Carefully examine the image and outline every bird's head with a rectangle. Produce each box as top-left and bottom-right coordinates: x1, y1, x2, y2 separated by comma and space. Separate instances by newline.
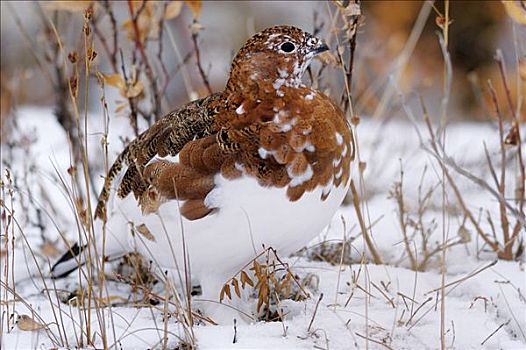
226, 25, 329, 93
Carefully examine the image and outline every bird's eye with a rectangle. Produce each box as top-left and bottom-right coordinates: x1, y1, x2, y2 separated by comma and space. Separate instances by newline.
280, 42, 296, 53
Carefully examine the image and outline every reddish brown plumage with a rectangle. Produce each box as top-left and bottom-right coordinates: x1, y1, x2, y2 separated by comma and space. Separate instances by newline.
96, 25, 354, 221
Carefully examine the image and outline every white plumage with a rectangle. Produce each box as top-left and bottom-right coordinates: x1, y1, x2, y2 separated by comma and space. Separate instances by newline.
61, 173, 349, 300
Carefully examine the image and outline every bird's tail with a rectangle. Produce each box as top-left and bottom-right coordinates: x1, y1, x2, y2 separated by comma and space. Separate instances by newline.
50, 243, 87, 278
50, 242, 126, 278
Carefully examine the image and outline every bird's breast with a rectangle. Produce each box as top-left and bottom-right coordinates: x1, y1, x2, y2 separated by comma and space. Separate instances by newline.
221, 84, 354, 203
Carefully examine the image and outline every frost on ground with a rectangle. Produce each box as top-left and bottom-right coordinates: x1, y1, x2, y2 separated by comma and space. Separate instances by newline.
1, 107, 524, 349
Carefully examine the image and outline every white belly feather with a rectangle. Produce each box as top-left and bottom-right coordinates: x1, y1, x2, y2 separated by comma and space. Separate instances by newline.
102, 174, 349, 283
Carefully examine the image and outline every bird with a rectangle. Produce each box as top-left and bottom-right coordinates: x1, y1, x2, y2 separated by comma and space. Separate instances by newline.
51, 25, 355, 301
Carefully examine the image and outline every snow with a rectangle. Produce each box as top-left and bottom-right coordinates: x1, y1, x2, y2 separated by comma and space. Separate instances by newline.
1, 107, 524, 349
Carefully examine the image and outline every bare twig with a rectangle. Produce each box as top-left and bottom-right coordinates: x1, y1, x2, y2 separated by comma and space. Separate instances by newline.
480, 320, 510, 346
425, 260, 498, 295
307, 293, 324, 333
191, 21, 213, 95
350, 180, 383, 265
355, 332, 394, 350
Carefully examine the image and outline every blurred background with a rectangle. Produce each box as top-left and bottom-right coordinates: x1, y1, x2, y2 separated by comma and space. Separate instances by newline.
1, 0, 524, 136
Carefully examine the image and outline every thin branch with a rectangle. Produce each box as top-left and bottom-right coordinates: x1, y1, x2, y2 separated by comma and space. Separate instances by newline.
191, 21, 213, 95
350, 180, 384, 265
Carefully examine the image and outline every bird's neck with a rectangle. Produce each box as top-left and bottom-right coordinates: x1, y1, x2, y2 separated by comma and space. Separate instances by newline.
225, 54, 303, 96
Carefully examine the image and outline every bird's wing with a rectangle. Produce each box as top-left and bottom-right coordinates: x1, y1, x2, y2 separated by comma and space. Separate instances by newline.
139, 134, 225, 220
94, 92, 223, 220
136, 123, 264, 221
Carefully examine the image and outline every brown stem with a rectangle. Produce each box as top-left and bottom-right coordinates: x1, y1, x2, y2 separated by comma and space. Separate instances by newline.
487, 81, 511, 258
157, 2, 170, 98
91, 3, 118, 73
119, 49, 139, 136
344, 2, 360, 111
191, 21, 213, 95
422, 116, 503, 256
103, 0, 119, 71
127, 0, 161, 122
496, 52, 525, 257
350, 180, 384, 265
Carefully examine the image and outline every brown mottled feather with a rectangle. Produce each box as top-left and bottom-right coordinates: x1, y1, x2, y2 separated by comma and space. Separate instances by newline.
95, 25, 354, 222
94, 93, 222, 220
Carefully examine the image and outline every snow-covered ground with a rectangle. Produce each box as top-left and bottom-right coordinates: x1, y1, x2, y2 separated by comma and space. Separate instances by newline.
1, 107, 524, 349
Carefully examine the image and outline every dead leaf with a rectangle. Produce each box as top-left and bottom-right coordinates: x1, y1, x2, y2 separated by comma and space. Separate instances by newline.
126, 80, 144, 99
184, 0, 202, 18
502, 1, 526, 26
316, 51, 338, 66
122, 1, 159, 42
220, 286, 225, 301
232, 278, 241, 298
101, 73, 125, 90
17, 315, 47, 331
165, 1, 184, 19
136, 223, 156, 242
101, 72, 144, 99
240, 270, 254, 288
259, 282, 269, 303
224, 284, 232, 300
280, 272, 292, 290
43, 1, 93, 12
220, 284, 232, 302
257, 282, 268, 312
252, 261, 262, 277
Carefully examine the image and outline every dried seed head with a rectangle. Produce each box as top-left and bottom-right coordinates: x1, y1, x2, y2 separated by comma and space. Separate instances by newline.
68, 51, 78, 64
84, 6, 93, 21
67, 165, 77, 176
87, 47, 97, 62
69, 76, 78, 98
504, 124, 519, 146
435, 16, 453, 29
358, 161, 366, 173
436, 16, 446, 29
83, 23, 91, 36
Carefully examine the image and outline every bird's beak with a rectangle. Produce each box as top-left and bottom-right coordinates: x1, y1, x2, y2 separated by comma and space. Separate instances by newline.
312, 42, 330, 55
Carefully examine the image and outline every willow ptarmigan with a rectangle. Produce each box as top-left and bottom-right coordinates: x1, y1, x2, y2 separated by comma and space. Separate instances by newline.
51, 25, 355, 299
